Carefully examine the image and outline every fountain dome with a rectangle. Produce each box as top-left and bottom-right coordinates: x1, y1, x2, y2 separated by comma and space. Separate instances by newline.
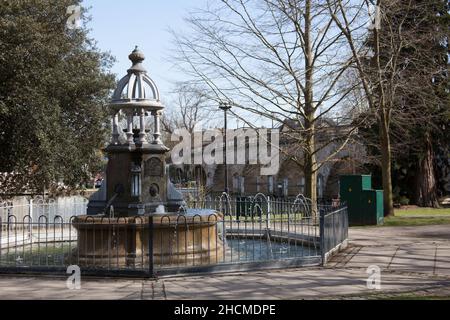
110, 46, 164, 111
108, 46, 166, 148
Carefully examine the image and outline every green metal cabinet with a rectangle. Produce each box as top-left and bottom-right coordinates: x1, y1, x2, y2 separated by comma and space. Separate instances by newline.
340, 175, 372, 195
375, 190, 384, 224
361, 190, 384, 225
340, 175, 384, 226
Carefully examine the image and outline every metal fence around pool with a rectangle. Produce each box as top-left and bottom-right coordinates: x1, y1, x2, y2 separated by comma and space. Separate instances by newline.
320, 206, 349, 265
0, 195, 348, 277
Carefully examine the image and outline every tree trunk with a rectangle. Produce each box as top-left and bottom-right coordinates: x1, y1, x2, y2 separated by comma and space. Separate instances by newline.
379, 113, 394, 217
303, 0, 318, 213
415, 134, 440, 208
304, 143, 318, 209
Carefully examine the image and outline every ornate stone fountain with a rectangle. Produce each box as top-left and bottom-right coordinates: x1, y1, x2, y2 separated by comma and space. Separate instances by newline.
73, 47, 224, 267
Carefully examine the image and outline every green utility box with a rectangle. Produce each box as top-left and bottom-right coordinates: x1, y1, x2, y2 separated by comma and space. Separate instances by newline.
340, 175, 384, 226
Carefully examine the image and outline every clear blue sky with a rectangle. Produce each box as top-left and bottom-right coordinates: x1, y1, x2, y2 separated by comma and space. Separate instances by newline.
82, 0, 205, 100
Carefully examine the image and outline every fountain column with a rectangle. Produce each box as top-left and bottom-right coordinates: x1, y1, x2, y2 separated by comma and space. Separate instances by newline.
139, 108, 146, 144
112, 112, 120, 145
153, 110, 162, 144
126, 111, 134, 145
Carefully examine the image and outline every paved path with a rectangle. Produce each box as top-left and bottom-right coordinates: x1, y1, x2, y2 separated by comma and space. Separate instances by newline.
0, 225, 449, 300
328, 225, 450, 277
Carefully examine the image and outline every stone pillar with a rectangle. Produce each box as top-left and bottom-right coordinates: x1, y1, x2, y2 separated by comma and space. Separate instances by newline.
153, 111, 162, 144
139, 108, 146, 144
126, 112, 134, 145
112, 112, 120, 145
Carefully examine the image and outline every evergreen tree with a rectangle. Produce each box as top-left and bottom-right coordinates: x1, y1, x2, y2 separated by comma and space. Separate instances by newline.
360, 0, 449, 207
0, 0, 115, 195
385, 0, 449, 207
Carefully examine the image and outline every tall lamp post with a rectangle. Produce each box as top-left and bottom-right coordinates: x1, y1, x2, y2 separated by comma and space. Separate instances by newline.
219, 102, 232, 194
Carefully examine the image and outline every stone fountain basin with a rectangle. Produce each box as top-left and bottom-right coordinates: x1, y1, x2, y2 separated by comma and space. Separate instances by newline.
71, 210, 224, 267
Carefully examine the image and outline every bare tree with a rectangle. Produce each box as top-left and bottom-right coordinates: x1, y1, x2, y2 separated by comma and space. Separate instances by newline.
172, 0, 365, 207
162, 82, 218, 137
327, 0, 448, 213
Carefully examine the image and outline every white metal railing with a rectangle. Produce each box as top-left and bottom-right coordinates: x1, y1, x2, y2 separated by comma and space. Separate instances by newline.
0, 197, 88, 225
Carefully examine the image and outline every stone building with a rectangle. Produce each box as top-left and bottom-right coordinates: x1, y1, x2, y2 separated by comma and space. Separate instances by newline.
169, 118, 367, 200
170, 116, 365, 199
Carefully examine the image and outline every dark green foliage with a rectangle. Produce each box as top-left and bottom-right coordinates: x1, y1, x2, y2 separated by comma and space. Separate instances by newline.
360, 0, 449, 205
0, 0, 115, 195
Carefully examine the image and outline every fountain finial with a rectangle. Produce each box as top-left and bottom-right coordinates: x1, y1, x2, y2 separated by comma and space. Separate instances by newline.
128, 46, 146, 73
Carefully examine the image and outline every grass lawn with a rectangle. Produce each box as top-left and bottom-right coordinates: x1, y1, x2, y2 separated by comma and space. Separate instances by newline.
394, 207, 450, 217
389, 295, 450, 300
371, 294, 450, 300
382, 207, 450, 226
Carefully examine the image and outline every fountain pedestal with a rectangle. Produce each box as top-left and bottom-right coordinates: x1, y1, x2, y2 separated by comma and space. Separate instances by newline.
78, 48, 225, 269
72, 212, 225, 267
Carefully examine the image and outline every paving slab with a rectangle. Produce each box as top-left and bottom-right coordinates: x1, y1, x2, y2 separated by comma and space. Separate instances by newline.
339, 246, 398, 269
388, 248, 436, 275
435, 246, 450, 276
1, 225, 450, 299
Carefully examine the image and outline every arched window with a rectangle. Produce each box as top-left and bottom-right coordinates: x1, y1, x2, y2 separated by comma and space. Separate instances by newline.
131, 163, 141, 197
299, 177, 305, 194
232, 173, 239, 192
268, 176, 274, 194
317, 174, 324, 199
283, 178, 289, 197
240, 176, 245, 195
